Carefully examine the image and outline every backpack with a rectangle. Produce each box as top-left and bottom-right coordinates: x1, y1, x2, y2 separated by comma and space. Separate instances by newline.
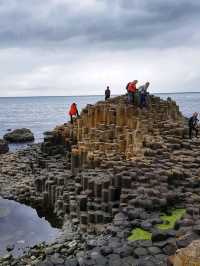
126, 82, 130, 92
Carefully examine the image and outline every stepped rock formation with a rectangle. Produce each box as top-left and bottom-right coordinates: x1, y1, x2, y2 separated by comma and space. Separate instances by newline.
38, 94, 198, 230
1, 94, 200, 265
44, 95, 186, 166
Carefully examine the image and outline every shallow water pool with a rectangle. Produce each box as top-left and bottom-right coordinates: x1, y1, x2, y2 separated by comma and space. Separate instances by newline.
0, 197, 61, 257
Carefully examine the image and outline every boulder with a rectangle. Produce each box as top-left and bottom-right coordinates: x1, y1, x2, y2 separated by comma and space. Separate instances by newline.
0, 139, 9, 154
3, 128, 34, 143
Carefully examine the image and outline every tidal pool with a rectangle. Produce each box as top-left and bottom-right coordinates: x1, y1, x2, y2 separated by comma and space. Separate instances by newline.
0, 197, 61, 257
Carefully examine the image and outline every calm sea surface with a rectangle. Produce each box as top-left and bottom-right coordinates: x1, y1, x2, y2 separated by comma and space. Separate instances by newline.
0, 93, 199, 149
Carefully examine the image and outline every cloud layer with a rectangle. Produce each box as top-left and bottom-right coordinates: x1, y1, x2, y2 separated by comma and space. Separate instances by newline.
0, 0, 199, 96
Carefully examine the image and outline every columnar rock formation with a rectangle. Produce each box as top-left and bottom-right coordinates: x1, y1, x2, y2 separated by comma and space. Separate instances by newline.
49, 95, 185, 167
36, 94, 199, 230
1, 94, 200, 265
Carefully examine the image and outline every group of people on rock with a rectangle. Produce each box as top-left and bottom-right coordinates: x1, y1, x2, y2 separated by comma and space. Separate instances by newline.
104, 81, 150, 108
126, 80, 150, 107
68, 84, 199, 140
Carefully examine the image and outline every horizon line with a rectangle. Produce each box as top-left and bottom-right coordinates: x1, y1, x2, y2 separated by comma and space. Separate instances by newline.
0, 91, 200, 98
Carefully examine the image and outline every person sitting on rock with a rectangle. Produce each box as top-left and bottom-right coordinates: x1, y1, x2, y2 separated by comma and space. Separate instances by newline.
126, 80, 138, 104
105, 86, 111, 100
69, 103, 79, 124
189, 112, 199, 139
138, 82, 150, 108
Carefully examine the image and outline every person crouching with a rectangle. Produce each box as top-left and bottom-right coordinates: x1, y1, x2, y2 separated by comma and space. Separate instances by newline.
139, 82, 150, 108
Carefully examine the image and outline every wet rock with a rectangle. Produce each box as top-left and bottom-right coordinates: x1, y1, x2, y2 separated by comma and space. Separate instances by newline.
36, 260, 54, 266
87, 240, 98, 249
176, 233, 194, 248
128, 208, 144, 220
107, 254, 121, 266
4, 128, 34, 143
140, 221, 152, 231
114, 245, 133, 258
0, 139, 9, 154
134, 247, 148, 257
100, 246, 113, 256
45, 247, 54, 255
6, 244, 15, 252
138, 240, 152, 248
147, 246, 161, 255
162, 242, 177, 255
121, 256, 137, 266
64, 258, 79, 266
193, 224, 200, 235
137, 258, 156, 266
50, 253, 65, 264
152, 230, 169, 242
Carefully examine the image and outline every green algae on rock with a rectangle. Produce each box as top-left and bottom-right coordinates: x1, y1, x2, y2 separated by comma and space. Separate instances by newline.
157, 209, 186, 230
128, 228, 152, 241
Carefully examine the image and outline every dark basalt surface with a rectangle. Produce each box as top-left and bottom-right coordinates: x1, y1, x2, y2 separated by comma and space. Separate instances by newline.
3, 128, 34, 143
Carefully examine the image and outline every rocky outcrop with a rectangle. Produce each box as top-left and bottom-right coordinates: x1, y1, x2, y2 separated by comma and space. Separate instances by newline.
0, 139, 9, 154
47, 95, 186, 169
3, 128, 34, 143
0, 94, 200, 265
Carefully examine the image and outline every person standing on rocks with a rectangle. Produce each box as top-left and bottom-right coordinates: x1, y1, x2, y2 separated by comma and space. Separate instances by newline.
69, 103, 79, 124
127, 80, 138, 104
189, 112, 199, 139
105, 86, 111, 100
138, 82, 150, 108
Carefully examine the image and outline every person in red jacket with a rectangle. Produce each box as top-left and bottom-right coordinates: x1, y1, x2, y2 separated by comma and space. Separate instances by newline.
69, 103, 79, 124
126, 80, 138, 104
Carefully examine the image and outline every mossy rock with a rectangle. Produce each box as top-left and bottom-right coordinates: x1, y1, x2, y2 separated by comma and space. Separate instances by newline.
4, 128, 34, 143
128, 228, 152, 241
157, 209, 186, 230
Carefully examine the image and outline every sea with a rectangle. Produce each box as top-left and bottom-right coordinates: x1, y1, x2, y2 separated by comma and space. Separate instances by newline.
0, 93, 199, 150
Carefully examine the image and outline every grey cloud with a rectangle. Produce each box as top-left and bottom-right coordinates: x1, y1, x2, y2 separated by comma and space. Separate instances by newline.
0, 0, 199, 49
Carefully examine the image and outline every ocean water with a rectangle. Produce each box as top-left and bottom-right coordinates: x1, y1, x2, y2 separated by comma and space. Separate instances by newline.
0, 93, 199, 149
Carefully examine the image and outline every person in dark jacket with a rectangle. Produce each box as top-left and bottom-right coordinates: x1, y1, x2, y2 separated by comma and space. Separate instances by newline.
189, 112, 199, 139
138, 82, 150, 108
105, 86, 111, 100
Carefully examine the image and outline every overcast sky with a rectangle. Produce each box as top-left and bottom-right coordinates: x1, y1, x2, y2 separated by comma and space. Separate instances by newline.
0, 0, 199, 96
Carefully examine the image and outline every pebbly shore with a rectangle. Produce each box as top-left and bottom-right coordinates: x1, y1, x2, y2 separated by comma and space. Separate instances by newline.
0, 94, 200, 265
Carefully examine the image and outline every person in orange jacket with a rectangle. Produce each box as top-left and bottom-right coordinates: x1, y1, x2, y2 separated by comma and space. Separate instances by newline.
126, 80, 138, 104
69, 103, 79, 124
